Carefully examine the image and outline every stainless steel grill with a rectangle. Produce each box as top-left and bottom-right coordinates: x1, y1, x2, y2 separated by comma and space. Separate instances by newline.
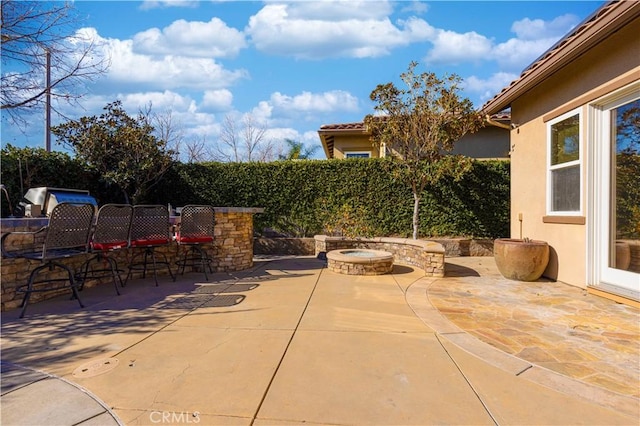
18, 187, 98, 217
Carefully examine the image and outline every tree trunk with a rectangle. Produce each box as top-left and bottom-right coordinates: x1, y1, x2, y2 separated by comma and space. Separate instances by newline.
412, 191, 420, 240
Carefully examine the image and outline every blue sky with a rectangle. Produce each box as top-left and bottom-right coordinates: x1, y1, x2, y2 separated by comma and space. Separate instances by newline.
1, 0, 604, 160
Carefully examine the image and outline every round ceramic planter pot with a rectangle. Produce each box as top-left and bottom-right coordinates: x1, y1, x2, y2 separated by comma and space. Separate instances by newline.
494, 238, 550, 281
615, 241, 631, 270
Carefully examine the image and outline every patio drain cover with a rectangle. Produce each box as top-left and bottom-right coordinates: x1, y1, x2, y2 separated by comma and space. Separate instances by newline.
73, 358, 119, 378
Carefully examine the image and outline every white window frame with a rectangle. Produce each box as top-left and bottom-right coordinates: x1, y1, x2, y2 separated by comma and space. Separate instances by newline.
345, 151, 371, 159
546, 108, 583, 216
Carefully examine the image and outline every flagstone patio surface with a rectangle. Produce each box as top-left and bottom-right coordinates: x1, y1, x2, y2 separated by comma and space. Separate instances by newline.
1, 256, 638, 425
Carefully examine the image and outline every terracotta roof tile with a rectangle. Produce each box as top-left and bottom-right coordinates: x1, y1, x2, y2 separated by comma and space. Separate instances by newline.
319, 122, 365, 131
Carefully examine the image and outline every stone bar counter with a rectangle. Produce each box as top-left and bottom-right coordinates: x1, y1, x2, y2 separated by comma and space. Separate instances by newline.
0, 207, 263, 312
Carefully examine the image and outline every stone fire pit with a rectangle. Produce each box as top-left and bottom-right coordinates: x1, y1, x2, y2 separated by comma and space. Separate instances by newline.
326, 249, 394, 275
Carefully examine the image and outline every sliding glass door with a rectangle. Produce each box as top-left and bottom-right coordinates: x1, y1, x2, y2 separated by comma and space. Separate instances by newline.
595, 94, 640, 300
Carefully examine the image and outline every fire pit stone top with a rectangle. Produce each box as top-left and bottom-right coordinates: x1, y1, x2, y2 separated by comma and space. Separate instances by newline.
326, 248, 394, 275
327, 249, 394, 264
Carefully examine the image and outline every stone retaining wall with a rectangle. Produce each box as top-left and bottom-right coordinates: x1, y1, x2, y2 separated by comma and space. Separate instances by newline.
254, 237, 316, 255
1, 208, 261, 312
315, 235, 445, 277
256, 236, 493, 257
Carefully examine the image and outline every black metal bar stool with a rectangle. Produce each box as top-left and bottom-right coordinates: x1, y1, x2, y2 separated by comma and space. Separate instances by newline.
76, 204, 133, 295
125, 205, 175, 286
175, 205, 216, 281
1, 202, 96, 318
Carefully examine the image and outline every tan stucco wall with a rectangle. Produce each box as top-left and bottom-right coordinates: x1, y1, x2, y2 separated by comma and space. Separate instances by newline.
333, 134, 381, 159
329, 127, 508, 159
510, 114, 587, 284
452, 126, 509, 158
508, 17, 640, 287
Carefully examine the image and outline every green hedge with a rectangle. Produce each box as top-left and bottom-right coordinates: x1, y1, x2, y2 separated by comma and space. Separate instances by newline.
153, 158, 510, 238
1, 147, 509, 238
0, 145, 133, 217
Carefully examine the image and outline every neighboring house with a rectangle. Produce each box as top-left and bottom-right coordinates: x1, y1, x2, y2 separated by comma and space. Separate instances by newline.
483, 0, 640, 305
317, 113, 510, 160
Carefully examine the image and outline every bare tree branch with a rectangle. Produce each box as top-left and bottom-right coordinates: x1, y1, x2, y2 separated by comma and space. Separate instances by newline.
217, 114, 240, 162
183, 135, 210, 163
1, 0, 109, 130
216, 113, 275, 162
242, 114, 267, 162
139, 103, 185, 161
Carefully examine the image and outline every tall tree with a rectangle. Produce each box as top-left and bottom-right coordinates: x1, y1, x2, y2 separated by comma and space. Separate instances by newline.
278, 139, 319, 160
215, 113, 275, 162
365, 61, 484, 239
181, 135, 211, 164
1, 0, 108, 129
51, 101, 175, 204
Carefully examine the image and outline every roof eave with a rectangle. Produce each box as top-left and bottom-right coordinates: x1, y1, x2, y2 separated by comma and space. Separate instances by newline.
483, 1, 640, 115
317, 132, 333, 159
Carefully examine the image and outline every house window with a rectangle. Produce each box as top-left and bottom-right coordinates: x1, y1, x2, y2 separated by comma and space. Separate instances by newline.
345, 152, 371, 159
548, 110, 581, 214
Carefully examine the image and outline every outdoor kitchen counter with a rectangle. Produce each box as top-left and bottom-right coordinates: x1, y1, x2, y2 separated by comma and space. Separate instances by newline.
0, 207, 264, 312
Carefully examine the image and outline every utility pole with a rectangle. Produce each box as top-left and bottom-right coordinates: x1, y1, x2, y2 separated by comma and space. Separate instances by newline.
45, 49, 51, 152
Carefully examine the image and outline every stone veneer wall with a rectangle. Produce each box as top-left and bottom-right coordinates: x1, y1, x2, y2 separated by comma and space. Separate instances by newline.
0, 208, 262, 311
315, 235, 445, 277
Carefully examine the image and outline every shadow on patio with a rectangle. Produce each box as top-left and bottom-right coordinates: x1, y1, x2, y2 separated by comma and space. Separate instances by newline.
1, 255, 638, 425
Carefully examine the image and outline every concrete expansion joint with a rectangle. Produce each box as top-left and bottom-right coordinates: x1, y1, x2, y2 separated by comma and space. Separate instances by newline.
247, 257, 325, 425
515, 365, 534, 376
438, 331, 467, 336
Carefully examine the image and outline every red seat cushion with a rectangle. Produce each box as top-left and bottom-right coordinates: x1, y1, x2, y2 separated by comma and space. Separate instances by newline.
176, 234, 213, 244
92, 241, 127, 251
131, 238, 170, 247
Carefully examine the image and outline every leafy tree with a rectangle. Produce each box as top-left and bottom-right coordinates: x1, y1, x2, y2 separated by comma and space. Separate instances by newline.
365, 61, 485, 239
51, 101, 176, 204
278, 139, 320, 160
1, 0, 108, 130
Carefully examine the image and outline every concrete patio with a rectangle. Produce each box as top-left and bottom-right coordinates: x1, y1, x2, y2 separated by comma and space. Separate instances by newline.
1, 256, 638, 425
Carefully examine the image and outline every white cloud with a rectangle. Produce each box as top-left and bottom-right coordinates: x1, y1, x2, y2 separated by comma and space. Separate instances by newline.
246, 3, 431, 59
118, 90, 194, 112
202, 89, 233, 111
133, 18, 246, 58
423, 13, 580, 70
400, 1, 429, 15
285, 0, 394, 20
491, 37, 560, 70
511, 14, 579, 40
250, 101, 274, 124
140, 0, 199, 11
464, 72, 519, 105
489, 13, 581, 71
269, 90, 359, 113
91, 33, 247, 91
399, 17, 436, 39
425, 29, 492, 64
263, 127, 300, 146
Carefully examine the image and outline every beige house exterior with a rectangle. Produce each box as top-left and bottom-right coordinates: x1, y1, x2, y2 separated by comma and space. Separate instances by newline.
318, 122, 384, 159
317, 115, 510, 160
483, 0, 640, 305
